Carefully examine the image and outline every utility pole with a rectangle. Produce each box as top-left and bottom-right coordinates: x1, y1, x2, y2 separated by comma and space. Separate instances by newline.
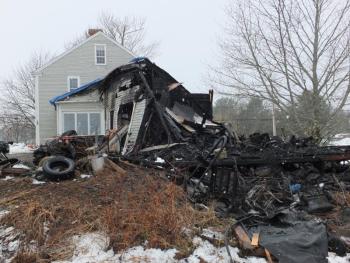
272, 103, 277, 136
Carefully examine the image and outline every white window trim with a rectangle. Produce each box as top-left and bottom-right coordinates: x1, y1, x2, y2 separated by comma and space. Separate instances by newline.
61, 111, 103, 135
95, 44, 107, 65
67, 76, 80, 91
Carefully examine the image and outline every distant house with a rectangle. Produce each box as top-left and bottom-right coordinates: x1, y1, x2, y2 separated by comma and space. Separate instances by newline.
33, 30, 134, 144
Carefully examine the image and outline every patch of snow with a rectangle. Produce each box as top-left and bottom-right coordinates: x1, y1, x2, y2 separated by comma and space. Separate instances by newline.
80, 174, 93, 179
32, 179, 46, 185
53, 232, 116, 263
52, 232, 350, 263
53, 232, 267, 263
7, 240, 19, 252
155, 157, 165, 163
1, 176, 14, 181
201, 228, 225, 241
0, 210, 9, 220
185, 237, 266, 263
328, 252, 350, 263
120, 246, 177, 263
9, 143, 33, 154
333, 133, 350, 139
12, 163, 31, 170
329, 136, 350, 146
0, 225, 20, 262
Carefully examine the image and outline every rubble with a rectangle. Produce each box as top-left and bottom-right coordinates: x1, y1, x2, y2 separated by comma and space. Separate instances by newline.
97, 58, 350, 262
3, 58, 350, 261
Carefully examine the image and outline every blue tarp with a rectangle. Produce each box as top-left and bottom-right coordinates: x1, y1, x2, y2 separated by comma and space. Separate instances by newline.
49, 57, 149, 106
49, 78, 102, 106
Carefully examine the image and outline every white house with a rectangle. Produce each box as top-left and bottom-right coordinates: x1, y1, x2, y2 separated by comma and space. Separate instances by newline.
33, 30, 134, 144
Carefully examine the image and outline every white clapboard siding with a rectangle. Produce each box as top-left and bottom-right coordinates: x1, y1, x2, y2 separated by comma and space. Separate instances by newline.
122, 99, 147, 155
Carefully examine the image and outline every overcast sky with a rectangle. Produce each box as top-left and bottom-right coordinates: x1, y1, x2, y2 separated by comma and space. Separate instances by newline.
0, 0, 227, 93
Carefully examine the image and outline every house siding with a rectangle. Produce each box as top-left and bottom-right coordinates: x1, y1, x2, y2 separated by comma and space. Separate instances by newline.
36, 33, 133, 144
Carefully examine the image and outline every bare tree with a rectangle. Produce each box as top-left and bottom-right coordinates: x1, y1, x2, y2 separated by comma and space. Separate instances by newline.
65, 13, 159, 58
0, 52, 52, 141
211, 0, 350, 140
99, 12, 159, 58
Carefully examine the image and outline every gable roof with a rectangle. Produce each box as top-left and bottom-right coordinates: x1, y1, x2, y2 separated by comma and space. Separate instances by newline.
34, 31, 135, 74
49, 78, 102, 106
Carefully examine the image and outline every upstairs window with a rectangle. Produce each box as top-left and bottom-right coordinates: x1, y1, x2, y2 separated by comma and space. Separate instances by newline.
95, 44, 106, 65
68, 76, 80, 91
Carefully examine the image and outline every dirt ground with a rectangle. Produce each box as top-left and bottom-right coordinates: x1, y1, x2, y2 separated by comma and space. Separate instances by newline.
7, 153, 33, 164
0, 162, 228, 262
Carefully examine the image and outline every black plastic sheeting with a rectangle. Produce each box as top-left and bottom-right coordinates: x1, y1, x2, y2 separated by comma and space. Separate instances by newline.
247, 211, 328, 263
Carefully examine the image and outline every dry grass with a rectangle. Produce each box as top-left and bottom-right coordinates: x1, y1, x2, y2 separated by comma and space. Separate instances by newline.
0, 164, 224, 261
332, 191, 350, 207
11, 251, 39, 263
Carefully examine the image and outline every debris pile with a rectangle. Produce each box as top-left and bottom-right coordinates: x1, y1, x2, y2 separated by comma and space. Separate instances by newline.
97, 58, 350, 262
2, 58, 350, 262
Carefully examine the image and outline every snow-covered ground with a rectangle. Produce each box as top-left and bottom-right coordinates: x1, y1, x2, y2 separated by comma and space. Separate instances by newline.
9, 143, 34, 154
0, 224, 348, 262
52, 232, 350, 263
53, 232, 267, 263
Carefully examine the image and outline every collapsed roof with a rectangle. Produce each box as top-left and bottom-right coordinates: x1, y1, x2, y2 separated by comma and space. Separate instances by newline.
100, 57, 220, 156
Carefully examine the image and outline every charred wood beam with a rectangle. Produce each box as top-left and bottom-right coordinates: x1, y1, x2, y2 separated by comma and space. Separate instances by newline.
137, 70, 173, 144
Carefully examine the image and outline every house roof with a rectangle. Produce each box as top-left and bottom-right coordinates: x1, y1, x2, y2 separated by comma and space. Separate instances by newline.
34, 31, 135, 74
49, 57, 148, 106
49, 78, 102, 106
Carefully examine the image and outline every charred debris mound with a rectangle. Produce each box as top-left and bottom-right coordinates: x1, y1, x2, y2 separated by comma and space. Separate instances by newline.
29, 58, 350, 262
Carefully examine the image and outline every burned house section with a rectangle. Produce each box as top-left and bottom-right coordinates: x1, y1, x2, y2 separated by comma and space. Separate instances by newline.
100, 59, 350, 262
101, 58, 216, 156
29, 58, 350, 262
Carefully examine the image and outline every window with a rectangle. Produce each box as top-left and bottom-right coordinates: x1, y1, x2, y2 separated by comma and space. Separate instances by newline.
68, 76, 80, 91
95, 44, 106, 65
63, 113, 75, 132
77, 113, 88, 135
90, 113, 101, 134
62, 112, 102, 135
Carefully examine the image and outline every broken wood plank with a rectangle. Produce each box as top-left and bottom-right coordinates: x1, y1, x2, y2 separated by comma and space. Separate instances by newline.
106, 158, 127, 176
265, 248, 274, 263
234, 225, 253, 250
251, 232, 259, 247
1, 168, 29, 177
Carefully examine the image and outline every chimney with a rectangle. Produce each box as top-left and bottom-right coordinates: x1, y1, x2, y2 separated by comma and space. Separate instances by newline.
87, 28, 103, 37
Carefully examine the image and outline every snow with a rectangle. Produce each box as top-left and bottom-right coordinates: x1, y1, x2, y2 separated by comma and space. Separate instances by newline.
329, 134, 350, 146
0, 210, 9, 220
53, 232, 115, 263
1, 176, 14, 181
0, 225, 20, 262
12, 163, 31, 170
155, 157, 165, 164
9, 143, 33, 154
50, 231, 350, 263
53, 232, 267, 263
330, 137, 350, 146
121, 246, 178, 263
80, 174, 93, 179
328, 252, 350, 263
32, 179, 46, 185
200, 228, 225, 241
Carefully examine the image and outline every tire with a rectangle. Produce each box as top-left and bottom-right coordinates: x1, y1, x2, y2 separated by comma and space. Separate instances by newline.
38, 156, 53, 167
43, 156, 75, 181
